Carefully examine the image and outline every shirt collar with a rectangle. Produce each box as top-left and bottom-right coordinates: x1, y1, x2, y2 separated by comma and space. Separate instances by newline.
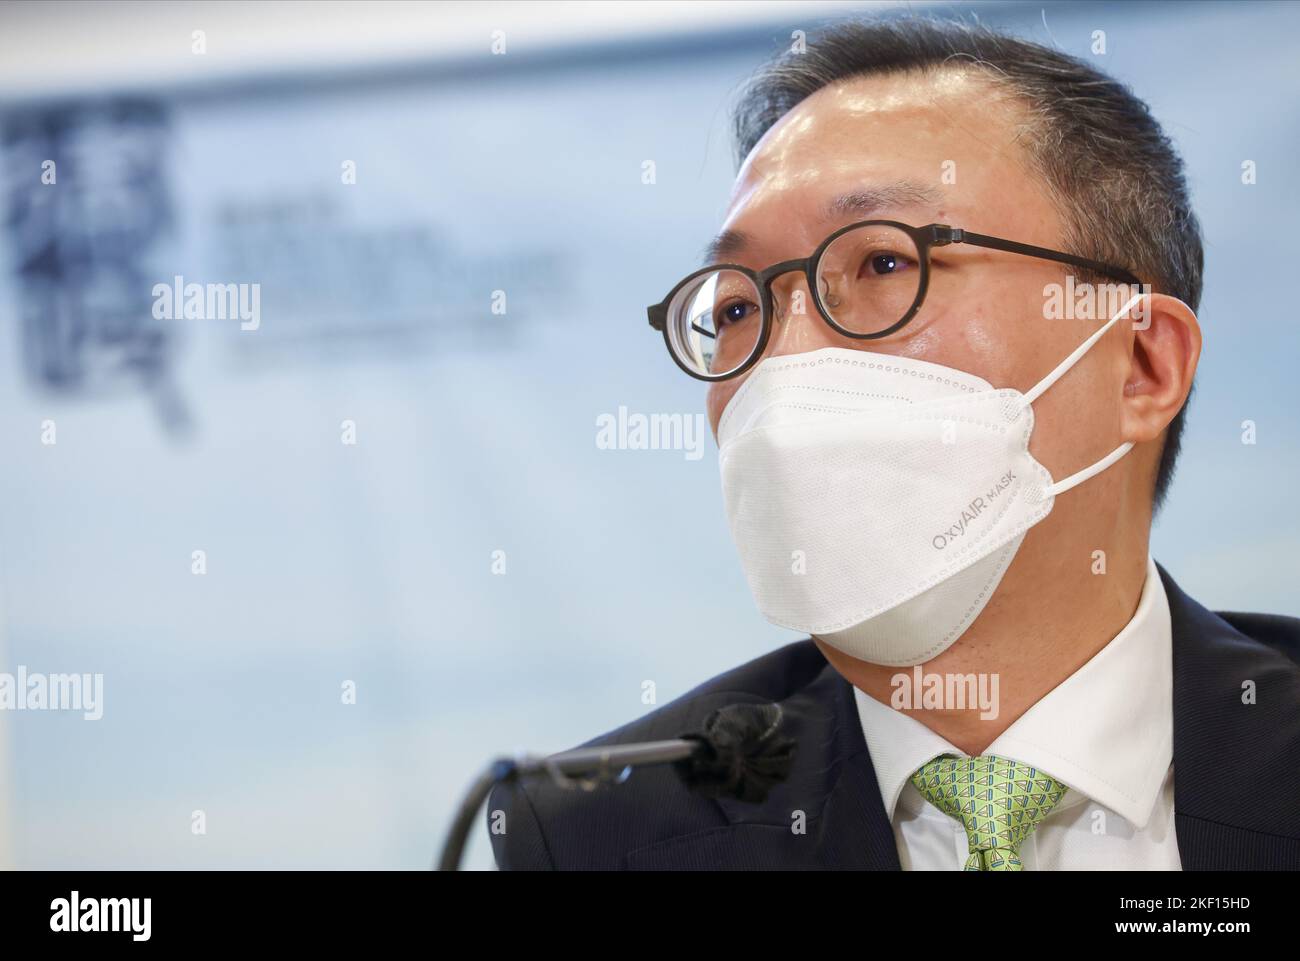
855, 554, 1172, 829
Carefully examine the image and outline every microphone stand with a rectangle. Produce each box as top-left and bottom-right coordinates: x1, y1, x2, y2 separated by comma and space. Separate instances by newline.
437, 739, 699, 871
438, 701, 794, 870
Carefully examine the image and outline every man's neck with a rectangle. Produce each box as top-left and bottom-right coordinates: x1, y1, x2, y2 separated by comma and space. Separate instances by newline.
815, 531, 1151, 756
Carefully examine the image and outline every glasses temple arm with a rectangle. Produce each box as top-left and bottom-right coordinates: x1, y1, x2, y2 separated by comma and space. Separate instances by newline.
956, 230, 1143, 287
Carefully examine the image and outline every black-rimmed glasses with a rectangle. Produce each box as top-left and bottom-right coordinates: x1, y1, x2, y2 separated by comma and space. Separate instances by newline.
646, 220, 1143, 382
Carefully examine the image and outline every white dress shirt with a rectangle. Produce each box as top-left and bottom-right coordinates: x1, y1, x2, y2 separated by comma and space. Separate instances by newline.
854, 554, 1182, 870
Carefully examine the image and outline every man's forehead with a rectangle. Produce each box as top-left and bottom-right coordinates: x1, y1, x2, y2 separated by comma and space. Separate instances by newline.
741, 67, 1010, 167
706, 70, 1028, 263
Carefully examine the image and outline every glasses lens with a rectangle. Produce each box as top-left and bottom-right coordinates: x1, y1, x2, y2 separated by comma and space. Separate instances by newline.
815, 223, 922, 336
666, 269, 763, 377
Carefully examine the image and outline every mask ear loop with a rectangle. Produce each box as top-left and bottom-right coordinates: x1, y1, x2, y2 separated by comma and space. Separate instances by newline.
1045, 441, 1135, 497
1019, 292, 1146, 499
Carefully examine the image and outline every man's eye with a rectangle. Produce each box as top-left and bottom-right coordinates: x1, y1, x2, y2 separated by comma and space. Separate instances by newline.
716, 300, 759, 327
862, 250, 917, 276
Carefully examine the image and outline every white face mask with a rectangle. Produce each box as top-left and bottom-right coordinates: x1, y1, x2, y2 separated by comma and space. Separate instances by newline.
716, 294, 1142, 666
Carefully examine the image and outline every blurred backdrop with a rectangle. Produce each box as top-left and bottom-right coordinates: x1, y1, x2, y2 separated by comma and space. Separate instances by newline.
0, 0, 1295, 869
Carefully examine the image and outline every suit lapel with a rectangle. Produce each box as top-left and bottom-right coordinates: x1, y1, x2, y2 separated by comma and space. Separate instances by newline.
1162, 563, 1300, 869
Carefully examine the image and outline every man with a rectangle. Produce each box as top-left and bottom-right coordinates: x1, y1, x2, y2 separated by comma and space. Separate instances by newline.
487, 18, 1300, 870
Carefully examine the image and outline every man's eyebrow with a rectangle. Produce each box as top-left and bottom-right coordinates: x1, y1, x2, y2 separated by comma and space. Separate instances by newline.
821, 181, 944, 221
699, 229, 752, 266
699, 181, 943, 267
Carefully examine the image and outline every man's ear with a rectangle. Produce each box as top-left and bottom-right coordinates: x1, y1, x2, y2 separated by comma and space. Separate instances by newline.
1120, 292, 1201, 444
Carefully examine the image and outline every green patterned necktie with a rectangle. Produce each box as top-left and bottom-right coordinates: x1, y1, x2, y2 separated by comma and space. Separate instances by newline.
909, 754, 1069, 871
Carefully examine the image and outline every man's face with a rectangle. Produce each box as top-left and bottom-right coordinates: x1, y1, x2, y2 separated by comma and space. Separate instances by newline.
705, 69, 1137, 504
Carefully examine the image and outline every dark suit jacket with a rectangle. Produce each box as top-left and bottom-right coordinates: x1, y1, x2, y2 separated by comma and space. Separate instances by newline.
486, 563, 1300, 869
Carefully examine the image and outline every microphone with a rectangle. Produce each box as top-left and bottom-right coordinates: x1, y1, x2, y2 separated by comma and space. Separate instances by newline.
672, 701, 797, 802
437, 701, 796, 870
